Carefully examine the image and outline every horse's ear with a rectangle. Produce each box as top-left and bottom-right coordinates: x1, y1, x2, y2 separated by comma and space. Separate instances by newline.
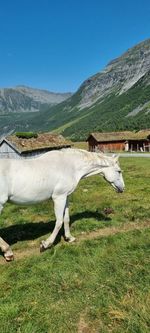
113, 154, 119, 162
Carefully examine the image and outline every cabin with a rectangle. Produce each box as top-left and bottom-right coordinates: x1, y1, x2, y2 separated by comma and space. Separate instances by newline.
87, 130, 150, 152
0, 132, 72, 159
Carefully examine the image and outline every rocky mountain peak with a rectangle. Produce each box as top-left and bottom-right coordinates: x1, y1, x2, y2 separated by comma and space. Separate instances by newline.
0, 85, 72, 113
79, 38, 150, 109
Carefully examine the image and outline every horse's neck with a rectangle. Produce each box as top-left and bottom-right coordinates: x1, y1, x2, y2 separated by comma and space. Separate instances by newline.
74, 150, 108, 179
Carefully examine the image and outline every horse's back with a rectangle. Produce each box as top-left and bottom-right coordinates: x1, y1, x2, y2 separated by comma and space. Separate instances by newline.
0, 151, 75, 204
0, 155, 58, 204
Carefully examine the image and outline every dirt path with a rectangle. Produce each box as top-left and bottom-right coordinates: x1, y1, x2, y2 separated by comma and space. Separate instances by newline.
0, 221, 150, 264
78, 220, 150, 241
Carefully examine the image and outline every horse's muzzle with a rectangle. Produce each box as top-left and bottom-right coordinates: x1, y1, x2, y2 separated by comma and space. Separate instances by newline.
112, 183, 125, 193
117, 187, 124, 193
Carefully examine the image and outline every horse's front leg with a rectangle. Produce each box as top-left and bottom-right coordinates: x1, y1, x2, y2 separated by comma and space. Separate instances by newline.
0, 204, 14, 261
64, 198, 76, 243
40, 195, 67, 252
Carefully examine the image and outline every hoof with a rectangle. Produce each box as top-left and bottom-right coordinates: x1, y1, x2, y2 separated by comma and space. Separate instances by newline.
40, 241, 47, 253
65, 236, 76, 243
4, 249, 14, 262
4, 254, 14, 262
40, 241, 53, 253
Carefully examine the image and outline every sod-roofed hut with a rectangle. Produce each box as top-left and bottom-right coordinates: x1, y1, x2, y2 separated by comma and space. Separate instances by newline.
87, 130, 150, 152
0, 132, 72, 159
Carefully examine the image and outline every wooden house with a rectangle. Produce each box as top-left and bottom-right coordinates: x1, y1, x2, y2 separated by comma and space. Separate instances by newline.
87, 130, 150, 152
0, 132, 72, 159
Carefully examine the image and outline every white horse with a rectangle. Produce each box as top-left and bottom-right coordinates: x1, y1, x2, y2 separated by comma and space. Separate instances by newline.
0, 148, 125, 261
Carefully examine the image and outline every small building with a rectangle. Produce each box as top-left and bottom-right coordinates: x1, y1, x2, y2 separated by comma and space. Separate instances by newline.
0, 132, 72, 159
87, 130, 150, 152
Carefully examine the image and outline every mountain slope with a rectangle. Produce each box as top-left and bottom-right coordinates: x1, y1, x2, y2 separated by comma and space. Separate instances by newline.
62, 70, 150, 139
42, 38, 150, 139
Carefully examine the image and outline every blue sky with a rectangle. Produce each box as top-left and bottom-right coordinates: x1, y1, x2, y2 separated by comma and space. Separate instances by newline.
0, 0, 150, 92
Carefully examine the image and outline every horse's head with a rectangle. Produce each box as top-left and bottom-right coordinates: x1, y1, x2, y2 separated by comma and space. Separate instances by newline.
101, 155, 125, 193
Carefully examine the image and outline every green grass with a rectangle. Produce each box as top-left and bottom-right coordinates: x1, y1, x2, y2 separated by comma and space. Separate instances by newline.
50, 112, 93, 134
0, 157, 150, 333
0, 230, 150, 333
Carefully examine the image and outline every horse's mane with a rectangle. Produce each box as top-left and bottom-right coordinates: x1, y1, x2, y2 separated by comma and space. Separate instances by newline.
37, 148, 114, 167
61, 148, 113, 166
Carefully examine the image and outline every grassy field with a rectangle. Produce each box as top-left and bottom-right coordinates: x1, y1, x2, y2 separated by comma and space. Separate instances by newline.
72, 141, 88, 150
0, 157, 150, 333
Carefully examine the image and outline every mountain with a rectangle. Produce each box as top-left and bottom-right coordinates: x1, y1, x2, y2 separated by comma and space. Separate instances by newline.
0, 39, 150, 139
41, 38, 150, 140
0, 85, 72, 113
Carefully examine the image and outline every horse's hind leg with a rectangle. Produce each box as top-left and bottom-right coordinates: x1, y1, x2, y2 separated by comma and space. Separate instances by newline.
40, 195, 67, 252
0, 204, 14, 261
0, 237, 14, 261
64, 198, 75, 243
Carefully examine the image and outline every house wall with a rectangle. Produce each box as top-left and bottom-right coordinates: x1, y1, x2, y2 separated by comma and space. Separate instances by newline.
21, 146, 71, 159
97, 142, 125, 152
88, 137, 97, 151
0, 142, 20, 159
22, 149, 49, 159
88, 138, 125, 152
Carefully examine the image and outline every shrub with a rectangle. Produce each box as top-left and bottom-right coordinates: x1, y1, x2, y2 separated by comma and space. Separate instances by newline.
15, 132, 38, 139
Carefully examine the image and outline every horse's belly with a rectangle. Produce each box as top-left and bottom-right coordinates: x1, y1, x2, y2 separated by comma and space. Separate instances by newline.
9, 185, 53, 205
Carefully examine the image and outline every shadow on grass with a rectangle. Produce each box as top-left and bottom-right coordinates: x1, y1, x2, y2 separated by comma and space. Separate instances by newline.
71, 210, 110, 223
0, 210, 111, 247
